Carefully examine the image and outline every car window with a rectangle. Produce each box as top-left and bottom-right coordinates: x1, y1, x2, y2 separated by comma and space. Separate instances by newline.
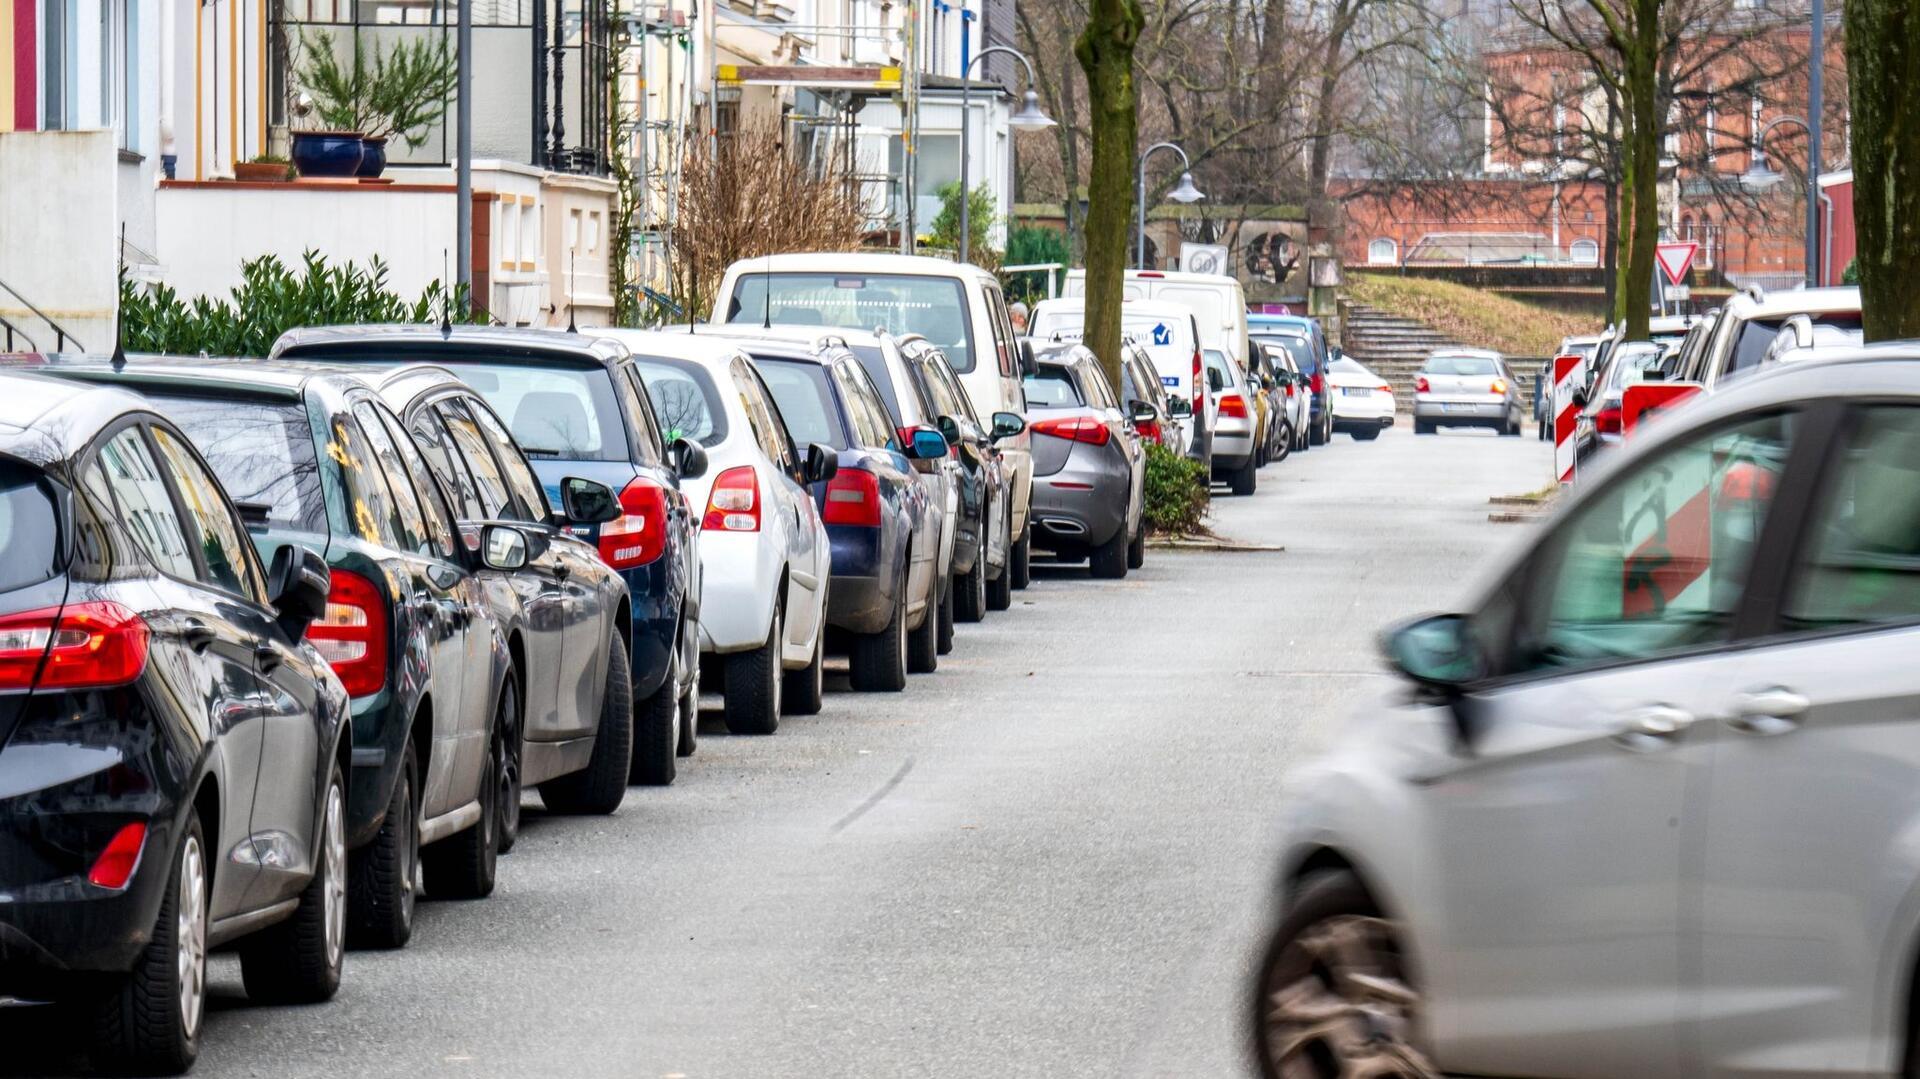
1079, 361, 1119, 410
1023, 369, 1081, 408
756, 358, 851, 449
831, 361, 894, 449
1785, 406, 1920, 629
332, 412, 408, 549
462, 397, 551, 521
447, 361, 627, 462
96, 427, 199, 582
928, 356, 980, 425
612, 365, 665, 465
850, 345, 909, 424
847, 363, 902, 448
409, 408, 486, 523
436, 399, 515, 519
156, 396, 327, 535
352, 401, 429, 555
0, 459, 62, 592
728, 272, 976, 373
69, 459, 143, 584
1424, 355, 1500, 376
1513, 411, 1795, 674
371, 404, 458, 561
985, 286, 1016, 378
630, 356, 728, 447
151, 427, 267, 602
730, 361, 798, 474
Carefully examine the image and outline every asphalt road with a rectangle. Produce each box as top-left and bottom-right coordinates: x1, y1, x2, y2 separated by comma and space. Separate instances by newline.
5, 422, 1551, 1079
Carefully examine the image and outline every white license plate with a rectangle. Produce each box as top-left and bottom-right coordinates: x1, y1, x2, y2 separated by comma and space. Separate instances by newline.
1341, 387, 1372, 397
1440, 403, 1475, 413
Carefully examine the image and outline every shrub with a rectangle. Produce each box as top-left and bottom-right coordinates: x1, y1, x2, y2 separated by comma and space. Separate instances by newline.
1142, 441, 1210, 535
1004, 225, 1069, 304
929, 182, 1000, 269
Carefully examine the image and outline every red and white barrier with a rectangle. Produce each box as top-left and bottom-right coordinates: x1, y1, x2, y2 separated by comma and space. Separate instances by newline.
1551, 354, 1584, 484
1621, 381, 1702, 438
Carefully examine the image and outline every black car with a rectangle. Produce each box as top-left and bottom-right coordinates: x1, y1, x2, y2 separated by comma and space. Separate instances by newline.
16, 356, 544, 949
0, 371, 347, 1074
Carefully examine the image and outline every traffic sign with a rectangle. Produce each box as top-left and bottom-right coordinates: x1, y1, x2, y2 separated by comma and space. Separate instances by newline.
1655, 242, 1699, 286
1665, 284, 1690, 302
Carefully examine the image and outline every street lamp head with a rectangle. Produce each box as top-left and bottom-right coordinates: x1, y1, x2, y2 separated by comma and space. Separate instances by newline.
1741, 160, 1784, 192
1011, 89, 1056, 130
1169, 171, 1205, 204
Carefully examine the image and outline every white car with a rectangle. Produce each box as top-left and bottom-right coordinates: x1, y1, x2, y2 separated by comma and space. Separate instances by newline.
1203, 348, 1258, 496
1253, 347, 1920, 1079
588, 329, 835, 734
1326, 355, 1395, 441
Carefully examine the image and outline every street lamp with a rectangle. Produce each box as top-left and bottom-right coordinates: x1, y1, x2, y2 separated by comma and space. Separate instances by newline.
1136, 142, 1205, 269
958, 47, 1054, 264
1743, 113, 1823, 286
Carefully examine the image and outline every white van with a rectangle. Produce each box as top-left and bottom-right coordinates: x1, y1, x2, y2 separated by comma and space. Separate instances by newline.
1063, 269, 1251, 369
1027, 296, 1212, 468
712, 253, 1038, 599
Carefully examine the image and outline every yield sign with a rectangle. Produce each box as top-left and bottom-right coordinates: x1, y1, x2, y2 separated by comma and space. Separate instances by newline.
1655, 241, 1699, 286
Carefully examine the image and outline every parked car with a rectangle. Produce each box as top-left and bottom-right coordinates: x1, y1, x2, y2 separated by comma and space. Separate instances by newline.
1412, 349, 1523, 435
730, 336, 950, 689
1246, 346, 1292, 464
270, 326, 701, 787
1252, 346, 1920, 1079
1326, 355, 1396, 440
15, 356, 531, 950
1029, 297, 1211, 470
1257, 331, 1318, 454
1021, 344, 1149, 577
713, 253, 1038, 595
1250, 315, 1334, 446
1204, 347, 1261, 495
0, 371, 347, 1074
1062, 268, 1252, 388
1259, 341, 1307, 460
1676, 284, 1862, 391
590, 330, 833, 732
1215, 349, 1273, 470
1574, 339, 1668, 462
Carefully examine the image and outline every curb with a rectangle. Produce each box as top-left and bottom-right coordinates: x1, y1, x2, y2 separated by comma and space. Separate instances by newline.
1147, 536, 1286, 552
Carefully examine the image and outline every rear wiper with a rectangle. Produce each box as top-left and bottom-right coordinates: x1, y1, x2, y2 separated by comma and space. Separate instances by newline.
519, 448, 564, 459
234, 500, 273, 530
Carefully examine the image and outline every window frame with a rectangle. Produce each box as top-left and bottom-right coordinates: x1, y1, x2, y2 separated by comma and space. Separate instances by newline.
145, 422, 272, 605
85, 419, 209, 589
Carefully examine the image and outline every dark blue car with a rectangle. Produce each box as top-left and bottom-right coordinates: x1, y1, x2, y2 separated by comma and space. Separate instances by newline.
270, 326, 705, 786
731, 339, 947, 692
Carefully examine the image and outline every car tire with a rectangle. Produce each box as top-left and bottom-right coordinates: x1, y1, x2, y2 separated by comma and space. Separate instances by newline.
1089, 525, 1129, 579
1352, 427, 1380, 442
907, 583, 939, 673
724, 607, 783, 735
1308, 415, 1326, 446
935, 575, 955, 655
676, 638, 699, 758
1504, 414, 1522, 436
782, 620, 824, 717
987, 520, 1015, 611
89, 811, 207, 1075
629, 653, 680, 787
423, 716, 500, 900
241, 763, 347, 1003
495, 673, 525, 852
347, 739, 417, 950
1010, 524, 1032, 590
1271, 423, 1292, 463
953, 549, 987, 624
849, 582, 908, 692
1414, 418, 1435, 435
1229, 453, 1257, 497
1127, 525, 1146, 570
538, 630, 633, 815
1252, 870, 1434, 1079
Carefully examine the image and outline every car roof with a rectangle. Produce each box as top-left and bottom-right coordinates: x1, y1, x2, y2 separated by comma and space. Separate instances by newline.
585, 327, 757, 365
0, 351, 371, 401
272, 324, 632, 367
689, 323, 896, 352
1067, 267, 1241, 287
723, 252, 995, 282
1427, 348, 1503, 360
1723, 285, 1861, 319
1648, 315, 1701, 334
0, 365, 159, 463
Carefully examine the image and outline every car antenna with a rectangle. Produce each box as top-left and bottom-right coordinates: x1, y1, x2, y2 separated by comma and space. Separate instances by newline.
111, 223, 128, 369
761, 251, 772, 329
439, 248, 454, 336
566, 251, 579, 333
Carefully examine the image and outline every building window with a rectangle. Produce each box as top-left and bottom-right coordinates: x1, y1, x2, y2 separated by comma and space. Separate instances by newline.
1569, 239, 1600, 265
1367, 238, 1398, 265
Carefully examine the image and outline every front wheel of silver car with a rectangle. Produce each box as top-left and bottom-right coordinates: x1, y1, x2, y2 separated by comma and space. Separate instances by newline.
1253, 872, 1438, 1079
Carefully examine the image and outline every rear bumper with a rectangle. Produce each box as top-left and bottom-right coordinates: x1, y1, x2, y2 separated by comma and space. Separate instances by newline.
824, 526, 895, 634
695, 531, 781, 654
1414, 398, 1511, 423
1211, 426, 1255, 472
1030, 460, 1130, 548
621, 557, 681, 700
1332, 392, 1397, 422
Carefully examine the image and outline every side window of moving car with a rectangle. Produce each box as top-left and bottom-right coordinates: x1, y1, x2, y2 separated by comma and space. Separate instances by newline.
94, 427, 198, 581
436, 399, 516, 520
463, 397, 552, 522
1784, 406, 1920, 629
332, 413, 408, 550
151, 427, 268, 603
1513, 411, 1795, 674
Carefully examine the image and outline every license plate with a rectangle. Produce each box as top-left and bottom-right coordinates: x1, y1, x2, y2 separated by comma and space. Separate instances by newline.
1341, 387, 1372, 397
1440, 403, 1474, 413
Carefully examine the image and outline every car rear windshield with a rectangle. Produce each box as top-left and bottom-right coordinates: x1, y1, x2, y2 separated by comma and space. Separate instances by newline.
1023, 369, 1082, 408
442, 362, 628, 461
626, 357, 729, 447
0, 460, 60, 593
726, 272, 977, 373
753, 358, 849, 448
1256, 333, 1315, 373
1330, 357, 1369, 375
157, 395, 329, 534
1425, 355, 1499, 376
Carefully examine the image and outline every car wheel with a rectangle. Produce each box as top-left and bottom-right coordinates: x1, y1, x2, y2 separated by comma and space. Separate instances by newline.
724, 606, 783, 734
348, 739, 418, 949
1089, 525, 1129, 579
538, 629, 633, 815
782, 620, 824, 716
676, 638, 700, 758
1504, 414, 1522, 436
849, 582, 908, 692
495, 673, 525, 852
1229, 452, 1257, 497
1414, 418, 1435, 435
1271, 423, 1292, 463
953, 545, 987, 624
1308, 415, 1326, 446
907, 580, 939, 673
629, 650, 680, 786
90, 811, 207, 1075
1126, 525, 1146, 570
986, 520, 1014, 611
1252, 871, 1436, 1079
935, 575, 955, 655
241, 763, 348, 1002
1010, 523, 1032, 590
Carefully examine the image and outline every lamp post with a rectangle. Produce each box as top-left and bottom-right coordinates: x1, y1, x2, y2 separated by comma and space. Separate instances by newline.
958, 45, 1054, 264
1742, 113, 1824, 286
1135, 142, 1205, 269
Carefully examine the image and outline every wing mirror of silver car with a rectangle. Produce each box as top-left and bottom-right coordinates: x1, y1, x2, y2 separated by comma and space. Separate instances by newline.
936, 415, 963, 447
1383, 613, 1486, 749
671, 437, 709, 480
560, 476, 623, 525
1128, 400, 1157, 423
991, 411, 1026, 440
1167, 396, 1193, 417
481, 524, 532, 571
267, 543, 332, 642
805, 442, 839, 485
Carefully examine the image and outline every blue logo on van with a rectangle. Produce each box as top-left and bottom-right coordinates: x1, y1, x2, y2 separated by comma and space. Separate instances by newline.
1151, 323, 1172, 346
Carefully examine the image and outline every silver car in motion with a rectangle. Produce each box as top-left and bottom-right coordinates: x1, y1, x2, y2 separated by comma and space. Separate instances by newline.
1022, 344, 1148, 578
1412, 349, 1523, 435
1253, 346, 1920, 1078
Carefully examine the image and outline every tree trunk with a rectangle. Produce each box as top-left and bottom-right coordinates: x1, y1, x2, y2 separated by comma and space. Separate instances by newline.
1618, 0, 1661, 341
1846, 0, 1920, 342
1076, 0, 1144, 395
1307, 16, 1350, 202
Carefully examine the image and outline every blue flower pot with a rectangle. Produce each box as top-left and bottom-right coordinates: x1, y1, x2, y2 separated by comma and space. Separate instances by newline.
290, 131, 364, 179
356, 137, 388, 179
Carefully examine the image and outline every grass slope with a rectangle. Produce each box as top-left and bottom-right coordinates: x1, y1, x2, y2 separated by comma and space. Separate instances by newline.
1347, 273, 1594, 357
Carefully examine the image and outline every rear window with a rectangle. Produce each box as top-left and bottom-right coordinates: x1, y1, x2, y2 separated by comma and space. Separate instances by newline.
157, 396, 328, 534
753, 358, 849, 449
1424, 355, 1499, 376
0, 461, 60, 593
1024, 369, 1081, 408
446, 363, 627, 461
628, 357, 729, 447
1254, 333, 1315, 374
727, 272, 977, 373
1728, 312, 1865, 377
1330, 357, 1368, 375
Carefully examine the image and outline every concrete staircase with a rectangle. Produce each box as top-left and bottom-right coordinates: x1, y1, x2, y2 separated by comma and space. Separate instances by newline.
1337, 302, 1545, 414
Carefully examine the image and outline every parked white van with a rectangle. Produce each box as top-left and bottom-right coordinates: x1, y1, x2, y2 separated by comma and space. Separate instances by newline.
712, 253, 1038, 598
1026, 296, 1212, 469
1063, 269, 1252, 369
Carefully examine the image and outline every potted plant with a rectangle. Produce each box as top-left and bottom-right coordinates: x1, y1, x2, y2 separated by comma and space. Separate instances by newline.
296, 31, 456, 180
234, 153, 293, 182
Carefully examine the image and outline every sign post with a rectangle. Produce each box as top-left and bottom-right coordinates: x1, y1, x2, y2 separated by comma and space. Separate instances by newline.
1552, 354, 1584, 485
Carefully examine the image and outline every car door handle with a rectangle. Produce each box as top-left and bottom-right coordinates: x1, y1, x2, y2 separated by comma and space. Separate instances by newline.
255, 643, 284, 675
179, 621, 216, 653
1611, 704, 1695, 752
1726, 687, 1808, 736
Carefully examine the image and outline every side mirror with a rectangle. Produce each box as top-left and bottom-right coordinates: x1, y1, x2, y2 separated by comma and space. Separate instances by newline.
991, 411, 1026, 440
1018, 339, 1038, 377
267, 543, 331, 641
936, 414, 963, 447
906, 426, 950, 460
560, 476, 622, 525
481, 523, 530, 571
1571, 387, 1590, 410
804, 442, 839, 484
1384, 614, 1483, 688
670, 437, 709, 480
1167, 395, 1192, 417
1128, 400, 1157, 423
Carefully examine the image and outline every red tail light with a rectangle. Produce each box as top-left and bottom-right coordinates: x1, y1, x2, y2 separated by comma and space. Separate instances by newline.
1192, 351, 1203, 401
88, 822, 148, 889
601, 478, 672, 567
1284, 383, 1295, 397
0, 601, 150, 691
823, 467, 882, 527
1376, 384, 1395, 395
1490, 377, 1509, 395
1310, 372, 1324, 394
1415, 375, 1431, 393
1218, 394, 1249, 420
1133, 418, 1163, 444
702, 466, 761, 533
1031, 415, 1112, 445
307, 569, 389, 698
1595, 404, 1624, 436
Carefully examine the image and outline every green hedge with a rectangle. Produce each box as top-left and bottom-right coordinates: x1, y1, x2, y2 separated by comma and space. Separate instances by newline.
1143, 442, 1210, 535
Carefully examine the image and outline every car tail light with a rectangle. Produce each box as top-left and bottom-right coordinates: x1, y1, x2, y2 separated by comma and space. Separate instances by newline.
1595, 404, 1624, 436
0, 601, 150, 691
1133, 418, 1163, 444
88, 822, 147, 890
307, 569, 388, 699
1031, 415, 1112, 445
702, 467, 761, 533
1376, 385, 1395, 395
1415, 375, 1431, 393
1310, 372, 1324, 394
601, 478, 672, 567
1192, 351, 1203, 400
1284, 383, 1295, 397
1491, 377, 1509, 395
1218, 394, 1249, 420
823, 467, 882, 527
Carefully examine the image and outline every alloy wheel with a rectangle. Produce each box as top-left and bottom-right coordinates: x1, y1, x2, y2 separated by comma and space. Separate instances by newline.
1259, 914, 1437, 1079
496, 688, 522, 847
322, 782, 346, 971
176, 834, 207, 1041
